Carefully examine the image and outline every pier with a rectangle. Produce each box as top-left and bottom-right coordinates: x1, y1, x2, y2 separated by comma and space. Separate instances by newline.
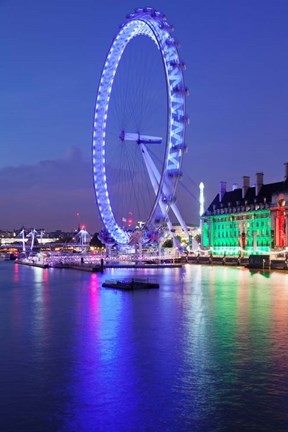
15, 252, 288, 272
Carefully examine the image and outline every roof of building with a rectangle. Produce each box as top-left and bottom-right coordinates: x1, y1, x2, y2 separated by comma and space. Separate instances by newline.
203, 178, 288, 216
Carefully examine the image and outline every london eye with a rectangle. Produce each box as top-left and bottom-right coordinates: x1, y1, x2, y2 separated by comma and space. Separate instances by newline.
92, 7, 189, 246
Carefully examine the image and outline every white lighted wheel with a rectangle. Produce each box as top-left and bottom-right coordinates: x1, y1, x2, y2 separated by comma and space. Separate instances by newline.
92, 8, 188, 244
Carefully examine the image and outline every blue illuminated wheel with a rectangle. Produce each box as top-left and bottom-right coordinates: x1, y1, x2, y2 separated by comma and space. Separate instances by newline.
92, 8, 188, 245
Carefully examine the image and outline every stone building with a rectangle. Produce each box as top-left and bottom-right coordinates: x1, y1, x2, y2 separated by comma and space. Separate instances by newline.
201, 163, 288, 255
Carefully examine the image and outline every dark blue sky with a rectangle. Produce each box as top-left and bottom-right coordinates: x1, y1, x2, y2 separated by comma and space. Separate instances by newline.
1, 0, 287, 231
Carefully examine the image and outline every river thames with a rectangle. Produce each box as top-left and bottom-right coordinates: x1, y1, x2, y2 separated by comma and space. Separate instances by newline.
1, 261, 288, 431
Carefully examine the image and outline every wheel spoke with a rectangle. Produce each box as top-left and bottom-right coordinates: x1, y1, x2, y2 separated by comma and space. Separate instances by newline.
92, 8, 187, 245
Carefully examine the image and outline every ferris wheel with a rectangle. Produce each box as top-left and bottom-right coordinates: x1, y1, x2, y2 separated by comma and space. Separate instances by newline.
92, 7, 189, 245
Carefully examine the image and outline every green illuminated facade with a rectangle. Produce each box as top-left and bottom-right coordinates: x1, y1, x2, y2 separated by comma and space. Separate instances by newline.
202, 210, 271, 256
202, 168, 288, 256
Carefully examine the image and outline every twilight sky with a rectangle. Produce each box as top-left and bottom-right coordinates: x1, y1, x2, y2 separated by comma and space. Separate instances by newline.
1, 0, 288, 232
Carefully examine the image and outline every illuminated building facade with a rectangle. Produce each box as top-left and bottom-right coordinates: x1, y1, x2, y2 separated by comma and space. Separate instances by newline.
202, 164, 288, 256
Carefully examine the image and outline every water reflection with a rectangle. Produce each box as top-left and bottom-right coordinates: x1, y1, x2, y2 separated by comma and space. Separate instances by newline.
13, 262, 20, 282
1, 263, 288, 431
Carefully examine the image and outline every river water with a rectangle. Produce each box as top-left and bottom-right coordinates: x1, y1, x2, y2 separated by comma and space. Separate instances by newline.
1, 261, 288, 431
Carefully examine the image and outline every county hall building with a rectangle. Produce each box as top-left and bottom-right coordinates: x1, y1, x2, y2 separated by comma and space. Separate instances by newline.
201, 163, 288, 256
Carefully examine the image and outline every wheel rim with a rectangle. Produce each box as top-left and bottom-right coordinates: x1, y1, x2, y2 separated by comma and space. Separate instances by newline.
93, 8, 187, 245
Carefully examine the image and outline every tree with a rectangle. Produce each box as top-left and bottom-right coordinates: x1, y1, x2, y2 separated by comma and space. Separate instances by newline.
162, 238, 173, 248
90, 233, 104, 248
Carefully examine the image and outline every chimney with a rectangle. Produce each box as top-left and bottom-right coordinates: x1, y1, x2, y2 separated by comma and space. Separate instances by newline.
285, 162, 288, 180
219, 181, 226, 202
242, 176, 250, 198
232, 183, 238, 191
256, 172, 263, 196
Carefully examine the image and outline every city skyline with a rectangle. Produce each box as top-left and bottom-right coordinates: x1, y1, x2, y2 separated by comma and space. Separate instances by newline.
1, 0, 287, 231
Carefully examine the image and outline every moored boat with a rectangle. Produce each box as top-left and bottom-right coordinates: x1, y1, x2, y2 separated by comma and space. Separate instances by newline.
102, 277, 159, 290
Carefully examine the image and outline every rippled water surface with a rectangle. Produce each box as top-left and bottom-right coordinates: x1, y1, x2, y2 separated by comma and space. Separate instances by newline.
1, 262, 288, 431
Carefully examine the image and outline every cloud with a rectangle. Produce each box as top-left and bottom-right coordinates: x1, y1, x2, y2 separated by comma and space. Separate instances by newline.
0, 147, 101, 232
0, 145, 200, 233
